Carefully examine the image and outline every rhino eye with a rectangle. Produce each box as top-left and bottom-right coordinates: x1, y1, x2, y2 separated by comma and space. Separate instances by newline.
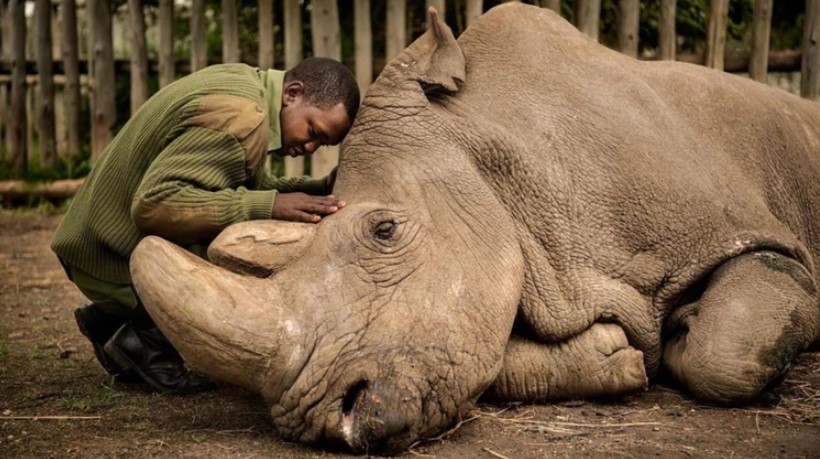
373, 220, 397, 240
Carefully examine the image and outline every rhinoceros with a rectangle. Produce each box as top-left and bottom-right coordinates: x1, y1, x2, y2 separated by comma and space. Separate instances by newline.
129, 3, 820, 454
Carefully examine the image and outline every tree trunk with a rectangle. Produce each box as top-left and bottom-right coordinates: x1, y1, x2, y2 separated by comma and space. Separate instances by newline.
543, 0, 560, 13
283, 0, 303, 177
310, 0, 341, 179
0, 178, 84, 203
159, 0, 174, 87
386, 0, 406, 61
466, 0, 482, 27
426, 0, 444, 29
574, 0, 600, 41
190, 0, 207, 71
258, 0, 274, 70
354, 0, 372, 93
36, 0, 57, 168
659, 0, 676, 60
88, 0, 117, 162
617, 0, 639, 58
128, 0, 149, 113
61, 0, 82, 159
9, 0, 27, 177
705, 0, 729, 70
222, 0, 240, 63
802, 0, 820, 100
748, 0, 773, 83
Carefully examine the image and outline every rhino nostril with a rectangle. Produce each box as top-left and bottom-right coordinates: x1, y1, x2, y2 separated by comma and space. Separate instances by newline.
342, 379, 369, 416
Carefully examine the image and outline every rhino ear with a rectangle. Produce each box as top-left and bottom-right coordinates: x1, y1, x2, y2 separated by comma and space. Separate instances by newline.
391, 7, 466, 95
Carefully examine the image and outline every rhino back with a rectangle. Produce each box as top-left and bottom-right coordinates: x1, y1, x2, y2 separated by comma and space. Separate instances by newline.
455, 3, 820, 303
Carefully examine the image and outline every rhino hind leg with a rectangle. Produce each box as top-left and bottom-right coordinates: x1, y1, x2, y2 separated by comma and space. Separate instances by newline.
486, 323, 648, 401
663, 251, 819, 403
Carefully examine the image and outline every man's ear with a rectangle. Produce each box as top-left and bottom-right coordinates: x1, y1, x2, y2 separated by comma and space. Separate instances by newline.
282, 81, 304, 107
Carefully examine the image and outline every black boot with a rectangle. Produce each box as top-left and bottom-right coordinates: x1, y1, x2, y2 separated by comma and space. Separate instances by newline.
103, 319, 218, 394
74, 304, 139, 382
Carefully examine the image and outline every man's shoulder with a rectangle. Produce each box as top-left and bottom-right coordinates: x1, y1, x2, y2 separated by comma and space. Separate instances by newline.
187, 94, 267, 142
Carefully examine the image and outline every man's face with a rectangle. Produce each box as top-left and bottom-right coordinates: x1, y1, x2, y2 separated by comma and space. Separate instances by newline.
279, 82, 352, 158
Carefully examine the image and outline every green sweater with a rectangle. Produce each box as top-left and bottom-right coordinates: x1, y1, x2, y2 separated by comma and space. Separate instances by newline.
52, 64, 332, 284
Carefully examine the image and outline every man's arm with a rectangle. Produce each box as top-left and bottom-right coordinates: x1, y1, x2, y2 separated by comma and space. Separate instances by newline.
131, 127, 276, 243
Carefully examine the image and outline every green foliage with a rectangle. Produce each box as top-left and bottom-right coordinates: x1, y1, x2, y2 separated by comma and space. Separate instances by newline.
57, 384, 128, 413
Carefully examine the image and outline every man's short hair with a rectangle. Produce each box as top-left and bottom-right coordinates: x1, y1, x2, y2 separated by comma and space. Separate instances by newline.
284, 57, 360, 123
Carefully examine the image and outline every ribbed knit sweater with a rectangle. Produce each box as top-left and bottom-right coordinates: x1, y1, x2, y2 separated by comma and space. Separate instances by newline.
52, 64, 332, 284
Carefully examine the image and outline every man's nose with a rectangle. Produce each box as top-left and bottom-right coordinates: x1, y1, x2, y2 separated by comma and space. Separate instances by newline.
304, 141, 319, 154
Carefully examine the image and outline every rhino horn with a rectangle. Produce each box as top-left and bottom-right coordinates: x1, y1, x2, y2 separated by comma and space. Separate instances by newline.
381, 6, 466, 95
131, 236, 307, 398
207, 220, 317, 278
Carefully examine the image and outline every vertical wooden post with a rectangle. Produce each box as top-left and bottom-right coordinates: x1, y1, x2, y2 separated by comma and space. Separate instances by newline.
705, 0, 729, 70
128, 0, 149, 113
259, 0, 274, 70
617, 0, 639, 58
0, 0, 9, 160
159, 0, 174, 87
386, 0, 406, 61
61, 0, 82, 159
426, 0, 445, 29
575, 0, 601, 41
748, 0, 773, 83
9, 0, 27, 177
87, 0, 117, 162
283, 0, 303, 177
36, 0, 57, 167
354, 0, 372, 94
466, 0, 482, 27
190, 0, 208, 72
543, 0, 560, 13
659, 0, 676, 60
802, 0, 820, 100
222, 0, 240, 63
310, 0, 341, 179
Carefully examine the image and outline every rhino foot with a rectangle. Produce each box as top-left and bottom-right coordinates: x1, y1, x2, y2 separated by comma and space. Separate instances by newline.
488, 323, 648, 401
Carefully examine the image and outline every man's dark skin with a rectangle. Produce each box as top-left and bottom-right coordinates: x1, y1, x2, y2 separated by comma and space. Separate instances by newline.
274, 80, 351, 223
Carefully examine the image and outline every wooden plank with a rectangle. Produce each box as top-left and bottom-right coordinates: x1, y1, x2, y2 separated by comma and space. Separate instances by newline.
354, 0, 372, 93
466, 0, 483, 27
87, 0, 117, 162
61, 0, 82, 159
659, 0, 677, 60
222, 0, 240, 63
386, 0, 406, 61
618, 0, 639, 58
9, 0, 27, 177
128, 0, 149, 113
575, 0, 601, 41
749, 0, 773, 83
283, 0, 304, 178
36, 0, 57, 167
258, 0, 274, 70
705, 0, 729, 70
801, 0, 820, 100
158, 0, 175, 87
190, 0, 207, 72
310, 0, 342, 179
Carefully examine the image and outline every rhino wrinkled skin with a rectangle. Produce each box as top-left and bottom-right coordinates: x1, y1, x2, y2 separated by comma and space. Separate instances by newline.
130, 3, 820, 454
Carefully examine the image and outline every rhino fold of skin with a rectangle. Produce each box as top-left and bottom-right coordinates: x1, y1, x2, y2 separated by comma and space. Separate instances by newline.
130, 3, 820, 455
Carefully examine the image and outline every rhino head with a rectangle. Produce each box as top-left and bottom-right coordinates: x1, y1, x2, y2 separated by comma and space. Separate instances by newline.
131, 9, 524, 453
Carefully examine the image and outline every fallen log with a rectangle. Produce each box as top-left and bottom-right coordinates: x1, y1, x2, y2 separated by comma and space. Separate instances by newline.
0, 179, 84, 204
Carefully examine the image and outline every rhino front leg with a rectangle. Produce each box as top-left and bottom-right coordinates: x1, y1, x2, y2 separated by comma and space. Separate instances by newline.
663, 251, 819, 403
487, 323, 647, 401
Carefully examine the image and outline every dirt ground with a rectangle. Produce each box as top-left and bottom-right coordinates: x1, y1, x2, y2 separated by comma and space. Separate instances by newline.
1, 210, 818, 458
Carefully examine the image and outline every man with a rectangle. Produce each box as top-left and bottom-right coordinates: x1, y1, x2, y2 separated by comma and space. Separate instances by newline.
51, 58, 360, 393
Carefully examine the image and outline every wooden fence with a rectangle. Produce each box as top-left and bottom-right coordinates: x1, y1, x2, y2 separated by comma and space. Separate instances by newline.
1, 0, 819, 191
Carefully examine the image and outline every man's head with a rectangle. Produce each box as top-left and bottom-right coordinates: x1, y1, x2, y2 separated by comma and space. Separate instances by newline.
279, 58, 361, 158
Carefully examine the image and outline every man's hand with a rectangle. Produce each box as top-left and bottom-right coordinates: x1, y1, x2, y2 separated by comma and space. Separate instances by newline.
272, 192, 346, 223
